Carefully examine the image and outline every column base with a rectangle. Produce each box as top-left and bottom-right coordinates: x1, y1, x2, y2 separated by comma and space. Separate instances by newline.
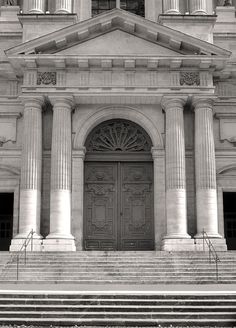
162, 238, 195, 251
191, 10, 207, 15
43, 236, 76, 251
55, 10, 71, 14
194, 238, 227, 252
10, 235, 42, 252
28, 9, 44, 14
164, 10, 180, 14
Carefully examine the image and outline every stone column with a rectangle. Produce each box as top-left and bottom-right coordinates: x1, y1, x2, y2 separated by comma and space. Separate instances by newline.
10, 97, 44, 251
189, 0, 207, 14
55, 0, 72, 13
162, 98, 193, 251
193, 98, 224, 244
163, 0, 180, 14
43, 96, 76, 251
28, 0, 46, 13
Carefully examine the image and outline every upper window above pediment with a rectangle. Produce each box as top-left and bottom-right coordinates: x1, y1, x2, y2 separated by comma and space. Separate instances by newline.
92, 0, 145, 17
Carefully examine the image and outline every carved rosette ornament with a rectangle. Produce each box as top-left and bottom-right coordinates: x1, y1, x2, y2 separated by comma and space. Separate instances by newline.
86, 120, 152, 152
180, 72, 200, 86
37, 72, 57, 86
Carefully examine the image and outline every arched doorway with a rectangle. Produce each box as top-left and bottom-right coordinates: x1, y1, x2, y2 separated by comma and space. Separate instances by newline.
83, 119, 154, 251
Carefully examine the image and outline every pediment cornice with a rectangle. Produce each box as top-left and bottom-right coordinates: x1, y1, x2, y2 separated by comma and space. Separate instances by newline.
5, 9, 231, 59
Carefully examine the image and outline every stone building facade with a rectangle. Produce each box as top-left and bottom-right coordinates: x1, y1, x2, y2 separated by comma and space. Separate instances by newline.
0, 0, 236, 252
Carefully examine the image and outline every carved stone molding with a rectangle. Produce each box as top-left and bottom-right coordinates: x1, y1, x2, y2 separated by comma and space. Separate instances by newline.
215, 113, 236, 147
0, 136, 14, 147
0, 112, 21, 147
180, 72, 200, 86
37, 72, 57, 86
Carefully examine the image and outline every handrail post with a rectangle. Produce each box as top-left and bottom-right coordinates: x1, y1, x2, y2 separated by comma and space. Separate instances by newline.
202, 229, 220, 283
24, 242, 27, 266
2, 230, 36, 282
16, 255, 19, 281
203, 229, 205, 252
31, 230, 34, 252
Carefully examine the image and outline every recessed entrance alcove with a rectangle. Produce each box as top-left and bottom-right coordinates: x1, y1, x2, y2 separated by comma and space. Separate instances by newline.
83, 119, 154, 251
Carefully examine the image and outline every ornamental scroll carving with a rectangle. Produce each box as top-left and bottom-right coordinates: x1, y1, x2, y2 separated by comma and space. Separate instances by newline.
37, 72, 57, 86
86, 120, 152, 152
180, 72, 200, 86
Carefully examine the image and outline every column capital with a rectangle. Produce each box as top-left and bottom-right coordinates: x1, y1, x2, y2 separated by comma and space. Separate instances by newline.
19, 95, 45, 109
49, 95, 75, 110
161, 97, 187, 112
192, 97, 216, 110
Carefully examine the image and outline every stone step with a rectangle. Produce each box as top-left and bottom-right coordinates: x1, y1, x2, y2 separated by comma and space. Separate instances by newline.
0, 317, 235, 327
1, 279, 234, 284
1, 305, 236, 312
0, 292, 236, 326
1, 310, 236, 319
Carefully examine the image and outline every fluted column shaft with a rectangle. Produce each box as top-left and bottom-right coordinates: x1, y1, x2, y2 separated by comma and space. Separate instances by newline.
28, 0, 46, 13
163, 0, 180, 14
194, 98, 220, 238
19, 97, 43, 238
48, 98, 73, 239
189, 0, 207, 14
163, 98, 190, 238
55, 0, 72, 13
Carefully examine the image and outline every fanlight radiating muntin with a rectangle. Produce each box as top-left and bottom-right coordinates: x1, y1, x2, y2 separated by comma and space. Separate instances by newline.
86, 120, 152, 152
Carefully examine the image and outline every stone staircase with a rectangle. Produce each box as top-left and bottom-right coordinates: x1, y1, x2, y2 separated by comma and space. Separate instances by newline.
1, 251, 236, 284
0, 292, 236, 327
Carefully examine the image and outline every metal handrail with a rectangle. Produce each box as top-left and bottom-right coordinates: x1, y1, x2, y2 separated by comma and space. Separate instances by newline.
202, 229, 220, 282
2, 229, 35, 281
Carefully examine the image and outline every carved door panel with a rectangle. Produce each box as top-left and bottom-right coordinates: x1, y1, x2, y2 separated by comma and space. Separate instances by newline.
84, 162, 154, 250
120, 163, 154, 250
84, 163, 117, 250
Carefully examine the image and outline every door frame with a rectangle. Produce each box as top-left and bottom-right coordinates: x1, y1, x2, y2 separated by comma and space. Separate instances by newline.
0, 181, 19, 250
83, 156, 154, 250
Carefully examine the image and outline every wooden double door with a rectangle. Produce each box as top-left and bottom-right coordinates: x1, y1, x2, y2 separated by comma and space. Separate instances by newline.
84, 162, 154, 251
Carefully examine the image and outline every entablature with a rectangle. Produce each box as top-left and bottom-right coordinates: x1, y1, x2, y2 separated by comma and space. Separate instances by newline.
17, 55, 222, 95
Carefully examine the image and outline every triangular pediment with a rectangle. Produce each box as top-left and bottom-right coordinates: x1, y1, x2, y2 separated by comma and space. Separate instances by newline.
6, 9, 231, 58
58, 30, 181, 56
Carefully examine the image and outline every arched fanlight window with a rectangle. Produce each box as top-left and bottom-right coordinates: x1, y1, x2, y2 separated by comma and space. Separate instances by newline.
85, 119, 152, 153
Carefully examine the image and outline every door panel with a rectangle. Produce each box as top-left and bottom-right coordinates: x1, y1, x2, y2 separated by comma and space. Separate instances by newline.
84, 163, 117, 250
84, 162, 154, 251
120, 163, 154, 250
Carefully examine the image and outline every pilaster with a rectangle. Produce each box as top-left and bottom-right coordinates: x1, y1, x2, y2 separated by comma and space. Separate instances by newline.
43, 96, 76, 251
161, 97, 193, 251
193, 97, 227, 250
72, 147, 86, 250
10, 96, 44, 251
152, 147, 166, 250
